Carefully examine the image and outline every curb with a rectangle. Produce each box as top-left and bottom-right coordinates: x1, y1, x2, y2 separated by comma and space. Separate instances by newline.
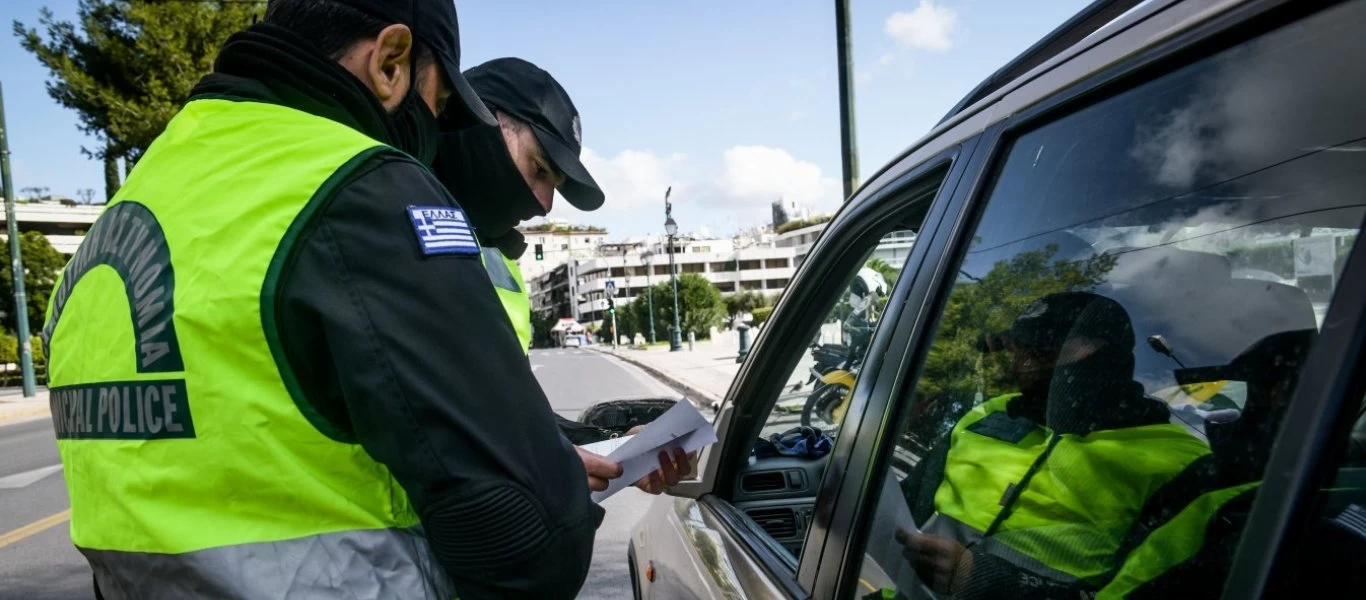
0, 404, 50, 426
593, 348, 722, 412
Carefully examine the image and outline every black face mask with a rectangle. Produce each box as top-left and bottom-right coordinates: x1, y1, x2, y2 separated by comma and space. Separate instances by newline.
431, 123, 545, 240
390, 90, 440, 166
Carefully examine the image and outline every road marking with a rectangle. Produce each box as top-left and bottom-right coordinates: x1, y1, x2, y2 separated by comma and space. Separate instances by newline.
531, 364, 544, 372
0, 510, 70, 549
0, 464, 63, 489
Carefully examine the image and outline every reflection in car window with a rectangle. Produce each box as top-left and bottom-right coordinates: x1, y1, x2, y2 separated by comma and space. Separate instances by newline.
855, 5, 1366, 599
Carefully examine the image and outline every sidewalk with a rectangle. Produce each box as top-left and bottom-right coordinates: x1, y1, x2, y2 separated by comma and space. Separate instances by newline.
598, 331, 745, 409
0, 387, 51, 425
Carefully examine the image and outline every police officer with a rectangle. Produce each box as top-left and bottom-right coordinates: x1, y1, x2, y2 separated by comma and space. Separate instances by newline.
898, 292, 1210, 596
42, 1, 599, 598
434, 58, 689, 494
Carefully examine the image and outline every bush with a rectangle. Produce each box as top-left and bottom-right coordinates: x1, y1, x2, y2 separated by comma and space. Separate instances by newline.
751, 306, 774, 327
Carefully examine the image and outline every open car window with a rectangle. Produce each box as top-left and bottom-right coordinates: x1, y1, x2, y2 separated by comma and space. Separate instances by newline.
853, 3, 1366, 598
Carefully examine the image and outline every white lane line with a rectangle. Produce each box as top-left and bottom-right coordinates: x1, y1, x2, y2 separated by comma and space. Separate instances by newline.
0, 464, 63, 489
531, 364, 544, 372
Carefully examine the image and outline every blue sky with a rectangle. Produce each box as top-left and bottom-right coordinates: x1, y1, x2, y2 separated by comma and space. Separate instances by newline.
1, 0, 1088, 235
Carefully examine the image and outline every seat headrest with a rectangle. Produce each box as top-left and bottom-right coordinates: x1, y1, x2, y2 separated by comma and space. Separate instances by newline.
1105, 246, 1232, 284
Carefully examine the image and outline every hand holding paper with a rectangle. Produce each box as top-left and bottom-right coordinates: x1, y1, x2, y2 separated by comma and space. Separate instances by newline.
578, 401, 717, 503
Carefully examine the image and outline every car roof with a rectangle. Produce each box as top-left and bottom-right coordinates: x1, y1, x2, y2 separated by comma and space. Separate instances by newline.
848, 0, 1248, 211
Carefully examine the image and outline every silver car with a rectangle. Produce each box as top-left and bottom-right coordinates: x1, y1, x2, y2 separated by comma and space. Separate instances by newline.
625, 0, 1366, 597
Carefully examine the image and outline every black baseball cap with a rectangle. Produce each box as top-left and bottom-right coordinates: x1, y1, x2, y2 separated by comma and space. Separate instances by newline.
979, 292, 1135, 355
329, 0, 495, 130
464, 58, 605, 211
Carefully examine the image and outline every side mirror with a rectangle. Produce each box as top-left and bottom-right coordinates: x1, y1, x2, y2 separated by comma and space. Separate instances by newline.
578, 396, 680, 436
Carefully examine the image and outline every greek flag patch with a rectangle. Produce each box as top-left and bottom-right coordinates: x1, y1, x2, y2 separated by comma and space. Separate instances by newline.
407, 205, 479, 257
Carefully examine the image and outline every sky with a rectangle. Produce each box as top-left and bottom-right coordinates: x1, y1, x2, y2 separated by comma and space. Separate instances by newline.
0, 0, 1090, 236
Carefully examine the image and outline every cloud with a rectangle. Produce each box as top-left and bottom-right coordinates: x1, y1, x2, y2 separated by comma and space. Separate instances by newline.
885, 1, 959, 52
715, 145, 842, 211
878, 52, 897, 65
579, 148, 688, 210
856, 71, 875, 84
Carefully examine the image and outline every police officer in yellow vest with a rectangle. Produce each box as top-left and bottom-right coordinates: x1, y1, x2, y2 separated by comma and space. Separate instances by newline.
897, 292, 1209, 597
433, 58, 691, 495
43, 1, 602, 598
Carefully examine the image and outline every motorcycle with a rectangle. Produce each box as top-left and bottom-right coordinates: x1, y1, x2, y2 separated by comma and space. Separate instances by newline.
800, 268, 886, 429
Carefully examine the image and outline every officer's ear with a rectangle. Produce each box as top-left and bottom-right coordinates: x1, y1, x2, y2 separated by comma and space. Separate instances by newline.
362, 24, 414, 112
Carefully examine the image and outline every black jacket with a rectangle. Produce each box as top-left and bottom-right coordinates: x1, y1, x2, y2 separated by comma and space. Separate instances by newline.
190, 24, 601, 599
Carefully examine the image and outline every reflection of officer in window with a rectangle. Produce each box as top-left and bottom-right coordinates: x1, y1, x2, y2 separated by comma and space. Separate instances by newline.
900, 292, 1209, 598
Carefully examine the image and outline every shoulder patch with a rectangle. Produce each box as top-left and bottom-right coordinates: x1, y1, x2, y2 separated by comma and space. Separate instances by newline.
407, 205, 479, 257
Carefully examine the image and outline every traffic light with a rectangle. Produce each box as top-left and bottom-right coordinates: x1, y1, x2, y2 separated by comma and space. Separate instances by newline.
606, 296, 615, 315
534, 243, 544, 260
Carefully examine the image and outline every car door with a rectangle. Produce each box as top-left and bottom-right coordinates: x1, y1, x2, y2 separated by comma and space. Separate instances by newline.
634, 133, 985, 599
816, 1, 1366, 598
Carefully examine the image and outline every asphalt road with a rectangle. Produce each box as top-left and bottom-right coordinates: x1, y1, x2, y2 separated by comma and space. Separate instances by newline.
0, 347, 681, 599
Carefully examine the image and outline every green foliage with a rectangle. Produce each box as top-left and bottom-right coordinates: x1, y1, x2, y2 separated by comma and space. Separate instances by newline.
0, 232, 69, 335
15, 0, 263, 199
0, 332, 16, 364
723, 290, 767, 317
634, 274, 724, 339
519, 222, 607, 234
530, 309, 558, 349
775, 214, 834, 234
751, 306, 774, 327
915, 245, 1117, 402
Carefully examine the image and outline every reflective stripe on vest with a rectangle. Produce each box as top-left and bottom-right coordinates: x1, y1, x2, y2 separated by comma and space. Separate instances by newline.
1097, 482, 1259, 599
933, 394, 1210, 583
482, 246, 532, 353
81, 527, 454, 600
43, 99, 450, 597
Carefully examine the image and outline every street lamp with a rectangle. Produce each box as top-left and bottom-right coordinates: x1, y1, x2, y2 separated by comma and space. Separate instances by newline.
642, 250, 657, 344
664, 187, 683, 352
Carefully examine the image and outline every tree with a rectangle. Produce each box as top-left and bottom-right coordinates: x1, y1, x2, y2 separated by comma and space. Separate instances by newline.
914, 245, 1117, 403
654, 273, 725, 339
723, 290, 766, 318
15, 1, 264, 200
77, 188, 97, 204
0, 232, 69, 336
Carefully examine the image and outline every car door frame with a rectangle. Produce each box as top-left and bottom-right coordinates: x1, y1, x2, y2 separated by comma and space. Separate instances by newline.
801, 0, 1366, 596
687, 136, 983, 599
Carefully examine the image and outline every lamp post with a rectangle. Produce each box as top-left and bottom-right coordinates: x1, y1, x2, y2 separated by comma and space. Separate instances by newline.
642, 250, 657, 344
0, 83, 35, 397
664, 187, 682, 352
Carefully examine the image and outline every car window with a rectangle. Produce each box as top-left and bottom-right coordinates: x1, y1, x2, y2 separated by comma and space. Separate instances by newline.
759, 232, 913, 439
737, 228, 918, 561
853, 4, 1366, 598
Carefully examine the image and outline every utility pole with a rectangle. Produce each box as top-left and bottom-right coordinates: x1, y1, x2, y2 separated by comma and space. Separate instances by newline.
835, 0, 860, 200
664, 187, 682, 352
643, 250, 656, 344
0, 83, 37, 397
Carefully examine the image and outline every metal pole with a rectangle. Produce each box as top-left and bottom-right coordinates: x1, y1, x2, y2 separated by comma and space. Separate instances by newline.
668, 233, 681, 352
645, 252, 656, 344
835, 0, 860, 200
0, 83, 36, 397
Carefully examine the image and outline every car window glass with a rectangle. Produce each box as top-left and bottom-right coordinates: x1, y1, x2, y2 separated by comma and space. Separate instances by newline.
1267, 396, 1366, 596
736, 228, 917, 562
853, 5, 1366, 598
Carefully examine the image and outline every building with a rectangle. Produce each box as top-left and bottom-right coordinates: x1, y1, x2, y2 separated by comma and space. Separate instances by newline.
516, 221, 608, 282
569, 236, 798, 323
775, 221, 828, 269
771, 198, 810, 229
0, 200, 102, 256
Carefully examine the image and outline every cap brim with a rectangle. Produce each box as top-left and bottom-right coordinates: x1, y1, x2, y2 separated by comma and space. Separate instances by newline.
530, 124, 604, 211
437, 50, 496, 131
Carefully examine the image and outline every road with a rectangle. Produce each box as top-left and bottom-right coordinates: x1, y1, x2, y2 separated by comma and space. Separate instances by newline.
0, 347, 682, 599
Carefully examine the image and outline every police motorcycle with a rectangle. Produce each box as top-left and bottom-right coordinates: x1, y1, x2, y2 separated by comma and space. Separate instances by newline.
800, 268, 888, 429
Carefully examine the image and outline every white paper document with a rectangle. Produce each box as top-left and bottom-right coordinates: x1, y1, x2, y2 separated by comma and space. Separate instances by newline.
578, 401, 717, 503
